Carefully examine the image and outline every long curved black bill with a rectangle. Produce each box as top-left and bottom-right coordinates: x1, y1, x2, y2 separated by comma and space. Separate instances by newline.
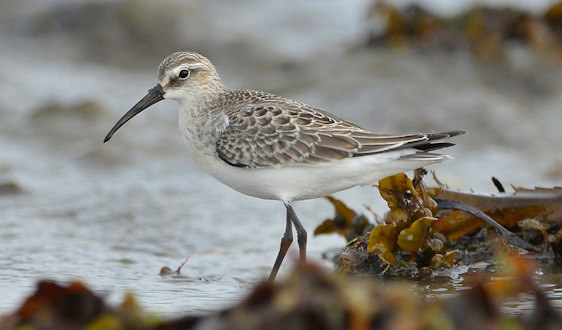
104, 84, 165, 142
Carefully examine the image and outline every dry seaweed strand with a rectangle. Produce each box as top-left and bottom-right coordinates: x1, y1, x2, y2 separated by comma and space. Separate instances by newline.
435, 198, 537, 251
430, 179, 562, 242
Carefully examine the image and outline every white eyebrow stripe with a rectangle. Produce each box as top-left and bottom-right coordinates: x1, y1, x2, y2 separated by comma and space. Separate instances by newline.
183, 63, 207, 71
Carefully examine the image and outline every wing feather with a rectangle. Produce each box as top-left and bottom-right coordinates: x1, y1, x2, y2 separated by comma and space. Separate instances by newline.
214, 91, 463, 168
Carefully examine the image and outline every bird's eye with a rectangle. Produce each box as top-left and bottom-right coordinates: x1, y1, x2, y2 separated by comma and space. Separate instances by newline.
178, 69, 190, 79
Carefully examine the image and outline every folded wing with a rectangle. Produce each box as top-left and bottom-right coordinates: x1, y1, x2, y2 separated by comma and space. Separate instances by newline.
215, 93, 463, 168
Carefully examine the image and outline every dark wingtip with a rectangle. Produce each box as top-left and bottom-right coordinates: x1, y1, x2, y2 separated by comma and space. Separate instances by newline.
415, 142, 455, 152
414, 130, 465, 152
448, 130, 466, 137
426, 130, 465, 142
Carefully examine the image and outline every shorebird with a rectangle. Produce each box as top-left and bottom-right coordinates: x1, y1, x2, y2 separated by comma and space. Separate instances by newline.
104, 51, 463, 281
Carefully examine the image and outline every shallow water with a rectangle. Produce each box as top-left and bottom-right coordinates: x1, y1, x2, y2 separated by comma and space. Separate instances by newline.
422, 266, 562, 315
1, 0, 562, 318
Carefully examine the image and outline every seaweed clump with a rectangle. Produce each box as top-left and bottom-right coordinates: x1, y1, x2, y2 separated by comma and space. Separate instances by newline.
315, 169, 562, 277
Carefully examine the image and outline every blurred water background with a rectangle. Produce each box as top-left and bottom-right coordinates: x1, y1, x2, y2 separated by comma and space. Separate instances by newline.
1, 0, 562, 316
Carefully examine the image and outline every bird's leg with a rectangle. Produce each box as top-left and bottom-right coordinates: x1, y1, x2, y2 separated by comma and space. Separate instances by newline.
286, 203, 307, 263
268, 210, 293, 282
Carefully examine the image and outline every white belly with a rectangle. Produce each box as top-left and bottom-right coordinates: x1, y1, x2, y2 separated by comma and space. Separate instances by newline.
189, 148, 447, 203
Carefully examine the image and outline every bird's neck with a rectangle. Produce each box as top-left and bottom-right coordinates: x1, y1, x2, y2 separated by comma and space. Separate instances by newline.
180, 83, 225, 114
178, 87, 227, 140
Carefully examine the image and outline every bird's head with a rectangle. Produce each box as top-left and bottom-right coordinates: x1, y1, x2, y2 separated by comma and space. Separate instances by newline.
104, 51, 223, 142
